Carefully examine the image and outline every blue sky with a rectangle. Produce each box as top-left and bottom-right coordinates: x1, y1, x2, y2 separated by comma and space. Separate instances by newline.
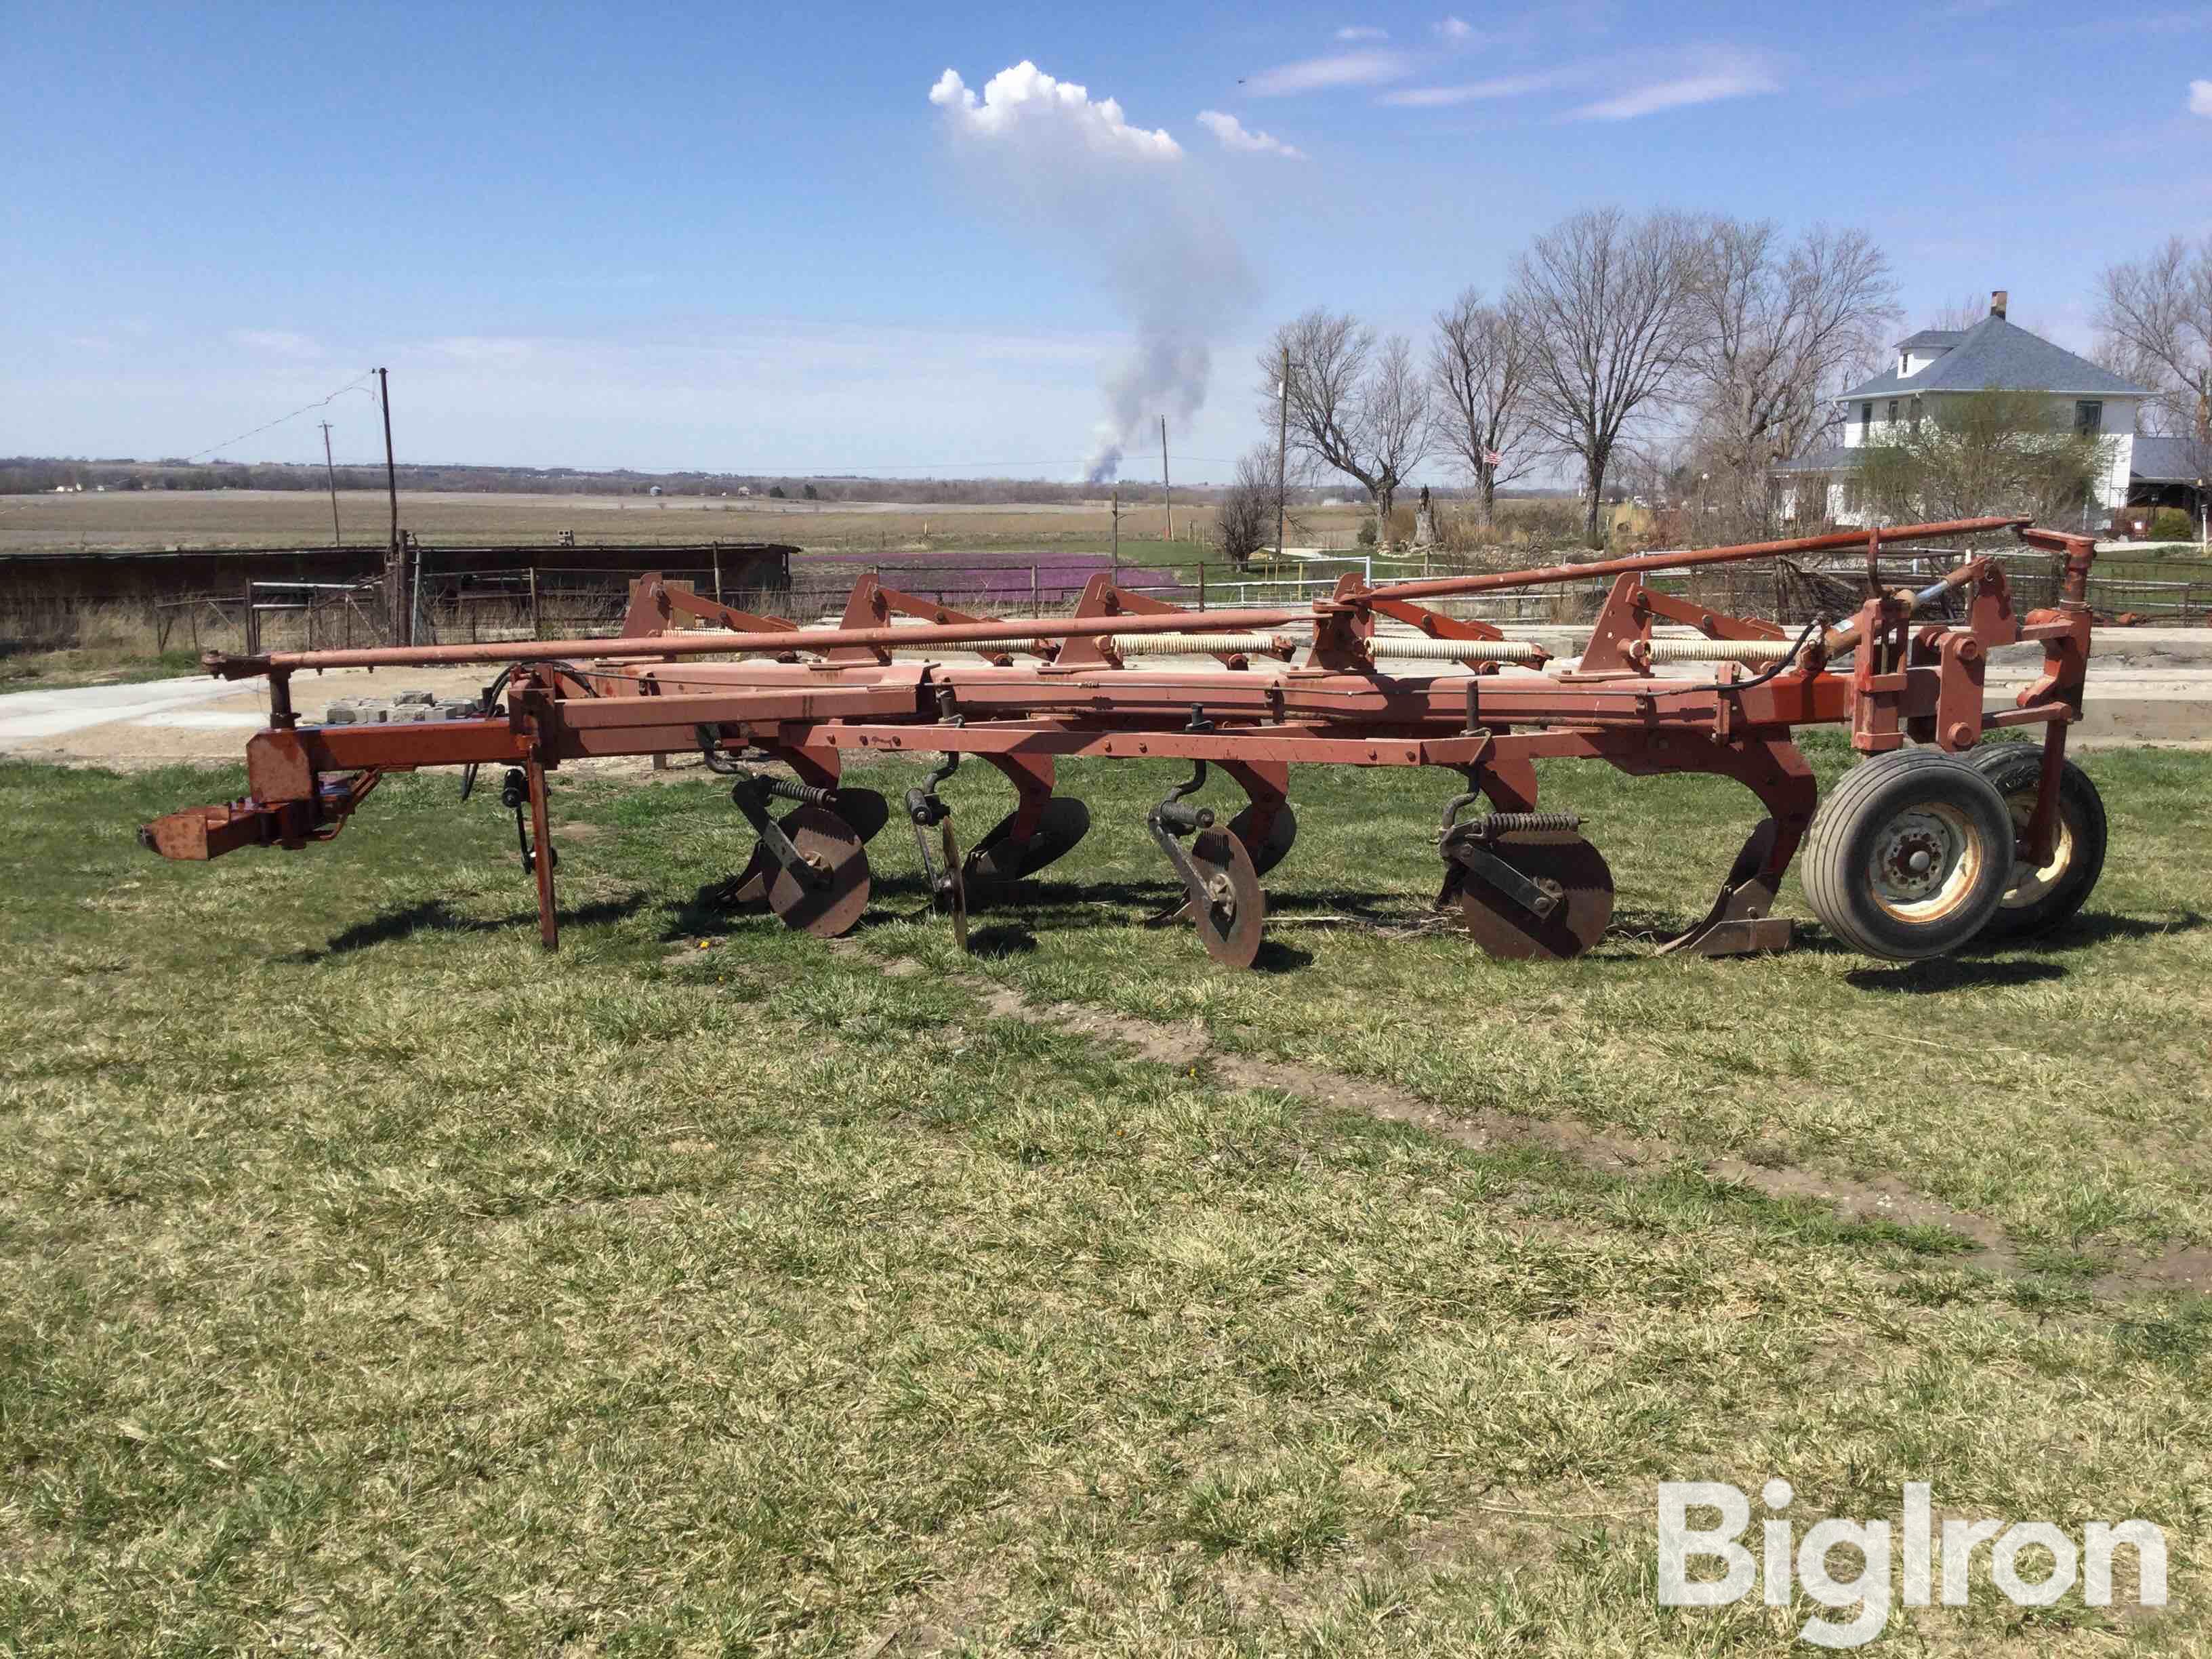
3, 1, 2205, 482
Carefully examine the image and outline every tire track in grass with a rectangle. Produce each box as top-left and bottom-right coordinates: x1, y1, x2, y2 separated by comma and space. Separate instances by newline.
908, 962, 2208, 1299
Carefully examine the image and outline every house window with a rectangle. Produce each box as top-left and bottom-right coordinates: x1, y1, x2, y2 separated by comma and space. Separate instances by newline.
2075, 400, 2103, 436
1887, 398, 1900, 426
1860, 401, 1872, 439
1910, 395, 1922, 426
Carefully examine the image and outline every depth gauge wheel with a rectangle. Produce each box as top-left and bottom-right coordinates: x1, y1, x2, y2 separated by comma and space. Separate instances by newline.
1967, 744, 2107, 942
1801, 749, 2013, 961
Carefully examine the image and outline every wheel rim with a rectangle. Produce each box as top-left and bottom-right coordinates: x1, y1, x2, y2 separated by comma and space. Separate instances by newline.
1866, 802, 1987, 924
1997, 792, 2076, 909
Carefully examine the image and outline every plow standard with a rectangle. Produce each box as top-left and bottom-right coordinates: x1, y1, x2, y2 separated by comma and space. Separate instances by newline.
144, 518, 2108, 967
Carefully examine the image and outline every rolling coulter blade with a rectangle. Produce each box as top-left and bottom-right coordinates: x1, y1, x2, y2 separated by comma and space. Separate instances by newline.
721, 790, 887, 908
940, 818, 968, 951
964, 796, 1092, 882
1449, 830, 1614, 962
1186, 827, 1265, 968
1226, 800, 1298, 877
766, 806, 872, 937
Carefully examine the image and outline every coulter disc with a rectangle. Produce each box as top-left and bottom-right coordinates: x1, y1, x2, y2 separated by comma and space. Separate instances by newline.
1452, 830, 1614, 962
1187, 827, 1265, 968
940, 818, 968, 951
964, 796, 1092, 882
1227, 800, 1298, 877
766, 806, 872, 937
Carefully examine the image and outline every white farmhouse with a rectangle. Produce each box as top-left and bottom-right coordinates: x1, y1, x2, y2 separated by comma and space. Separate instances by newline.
1773, 291, 2153, 527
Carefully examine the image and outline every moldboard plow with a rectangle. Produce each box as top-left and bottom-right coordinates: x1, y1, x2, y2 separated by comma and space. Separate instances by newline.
143, 518, 2110, 968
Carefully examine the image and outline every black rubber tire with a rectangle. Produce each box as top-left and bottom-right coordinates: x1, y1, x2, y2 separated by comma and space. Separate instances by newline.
1801, 748, 2015, 961
1967, 744, 2108, 942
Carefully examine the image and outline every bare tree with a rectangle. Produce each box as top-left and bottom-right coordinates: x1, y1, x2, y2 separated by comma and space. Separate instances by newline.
1681, 219, 1898, 531
1215, 444, 1284, 567
1429, 287, 1536, 529
1510, 208, 1700, 547
2098, 237, 2212, 472
1262, 310, 1432, 550
1923, 292, 1993, 333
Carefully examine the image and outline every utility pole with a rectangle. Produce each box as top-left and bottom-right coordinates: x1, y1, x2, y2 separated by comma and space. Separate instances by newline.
1275, 344, 1290, 560
377, 367, 401, 640
1160, 416, 1171, 544
319, 421, 342, 548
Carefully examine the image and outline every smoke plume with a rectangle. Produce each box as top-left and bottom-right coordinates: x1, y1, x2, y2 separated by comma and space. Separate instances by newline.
929, 63, 1256, 482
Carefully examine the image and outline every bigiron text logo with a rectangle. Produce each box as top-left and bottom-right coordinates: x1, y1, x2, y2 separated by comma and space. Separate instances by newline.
1656, 1480, 2167, 1648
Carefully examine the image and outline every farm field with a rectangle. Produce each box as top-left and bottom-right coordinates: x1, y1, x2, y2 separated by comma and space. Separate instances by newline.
0, 488, 1249, 558
0, 489, 1601, 560
2, 739, 2208, 1654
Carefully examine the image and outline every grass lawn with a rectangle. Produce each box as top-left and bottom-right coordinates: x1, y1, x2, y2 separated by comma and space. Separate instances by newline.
2, 741, 2209, 1655
0, 648, 205, 696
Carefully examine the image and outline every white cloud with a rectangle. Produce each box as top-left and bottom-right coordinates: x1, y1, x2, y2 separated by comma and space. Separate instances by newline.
428, 336, 539, 364
929, 63, 1179, 158
228, 329, 322, 359
2190, 78, 2212, 115
1566, 49, 1781, 119
1335, 24, 1389, 39
1195, 110, 1307, 158
1380, 66, 1586, 106
1436, 15, 1476, 41
1244, 47, 1414, 96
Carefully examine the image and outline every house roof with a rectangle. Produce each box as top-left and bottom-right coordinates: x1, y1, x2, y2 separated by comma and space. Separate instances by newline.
1840, 314, 2152, 403
2132, 435, 2205, 483
1896, 329, 1965, 351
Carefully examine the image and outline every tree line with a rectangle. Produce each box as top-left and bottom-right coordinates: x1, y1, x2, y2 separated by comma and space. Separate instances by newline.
1240, 208, 2212, 552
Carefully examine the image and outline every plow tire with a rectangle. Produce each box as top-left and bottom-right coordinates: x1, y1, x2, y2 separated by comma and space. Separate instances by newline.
1802, 748, 2012, 961
1967, 745, 2107, 943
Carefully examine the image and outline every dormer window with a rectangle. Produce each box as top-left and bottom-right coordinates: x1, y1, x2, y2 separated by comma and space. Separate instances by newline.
1900, 353, 1910, 376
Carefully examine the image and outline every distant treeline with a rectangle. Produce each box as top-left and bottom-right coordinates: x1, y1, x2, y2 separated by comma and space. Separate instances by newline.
1, 457, 1148, 501
1, 456, 1551, 506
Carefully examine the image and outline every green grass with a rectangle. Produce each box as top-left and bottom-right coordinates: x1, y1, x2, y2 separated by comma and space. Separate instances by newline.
0, 647, 203, 695
2, 745, 2209, 1654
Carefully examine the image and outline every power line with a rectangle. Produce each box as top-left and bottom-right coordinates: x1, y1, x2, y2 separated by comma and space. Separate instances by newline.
182, 371, 380, 463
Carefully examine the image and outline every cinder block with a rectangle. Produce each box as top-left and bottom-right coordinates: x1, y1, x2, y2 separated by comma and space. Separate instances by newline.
323, 703, 359, 724
393, 689, 436, 705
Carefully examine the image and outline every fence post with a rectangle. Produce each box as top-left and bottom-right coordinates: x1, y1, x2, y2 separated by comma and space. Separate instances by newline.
1031, 565, 1040, 611
243, 583, 259, 656
1197, 563, 1207, 611
713, 550, 723, 607
529, 567, 541, 640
